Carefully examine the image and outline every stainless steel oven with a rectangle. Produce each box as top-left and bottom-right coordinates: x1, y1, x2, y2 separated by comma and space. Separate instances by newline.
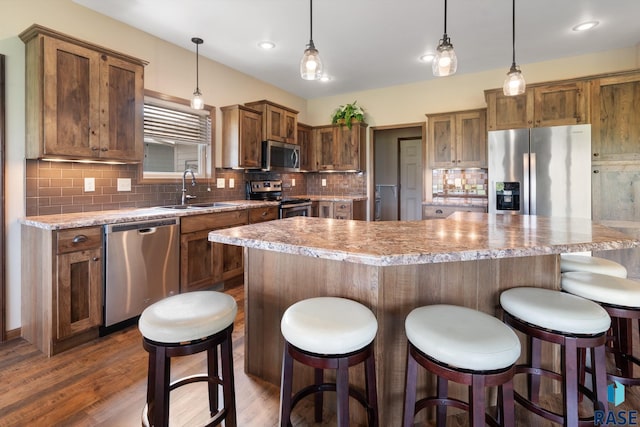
247, 179, 311, 219
280, 200, 312, 218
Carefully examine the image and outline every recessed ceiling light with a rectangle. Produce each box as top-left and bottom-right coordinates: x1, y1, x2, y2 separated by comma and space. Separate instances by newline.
419, 53, 435, 63
572, 21, 599, 32
258, 41, 276, 50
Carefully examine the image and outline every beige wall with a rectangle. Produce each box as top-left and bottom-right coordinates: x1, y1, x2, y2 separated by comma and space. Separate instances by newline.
1, 0, 639, 330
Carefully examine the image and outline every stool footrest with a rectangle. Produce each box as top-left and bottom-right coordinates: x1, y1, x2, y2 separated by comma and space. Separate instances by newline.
169, 373, 223, 391
289, 382, 374, 417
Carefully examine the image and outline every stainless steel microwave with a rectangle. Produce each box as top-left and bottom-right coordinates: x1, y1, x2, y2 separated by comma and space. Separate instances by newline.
262, 140, 300, 172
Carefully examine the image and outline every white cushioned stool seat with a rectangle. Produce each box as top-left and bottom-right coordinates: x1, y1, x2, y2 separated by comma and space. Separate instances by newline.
139, 291, 237, 343
500, 287, 610, 335
405, 304, 521, 371
281, 297, 377, 355
562, 271, 640, 308
560, 254, 627, 278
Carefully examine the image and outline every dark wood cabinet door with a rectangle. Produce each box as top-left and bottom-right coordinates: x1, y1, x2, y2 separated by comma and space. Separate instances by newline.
180, 229, 221, 292
315, 127, 337, 170
533, 82, 587, 128
56, 247, 102, 340
265, 105, 283, 141
43, 37, 101, 158
456, 109, 486, 167
297, 123, 315, 171
336, 125, 361, 171
486, 90, 533, 130
283, 110, 297, 143
99, 55, 144, 161
428, 114, 455, 168
591, 73, 640, 162
240, 108, 262, 168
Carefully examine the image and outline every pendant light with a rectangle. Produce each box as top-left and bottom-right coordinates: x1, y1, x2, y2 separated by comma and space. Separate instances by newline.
503, 0, 526, 96
433, 0, 457, 77
300, 0, 323, 80
190, 37, 204, 110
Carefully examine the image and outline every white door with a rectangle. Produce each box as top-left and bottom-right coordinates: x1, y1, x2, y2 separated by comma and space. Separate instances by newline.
400, 138, 423, 220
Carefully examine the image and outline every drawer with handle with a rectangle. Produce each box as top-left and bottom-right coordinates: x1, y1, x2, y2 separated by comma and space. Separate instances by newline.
56, 226, 103, 254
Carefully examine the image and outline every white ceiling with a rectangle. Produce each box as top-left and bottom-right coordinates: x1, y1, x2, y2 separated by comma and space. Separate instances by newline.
73, 0, 640, 100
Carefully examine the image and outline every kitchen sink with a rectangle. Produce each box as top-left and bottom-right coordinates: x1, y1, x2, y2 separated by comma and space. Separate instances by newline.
159, 202, 239, 210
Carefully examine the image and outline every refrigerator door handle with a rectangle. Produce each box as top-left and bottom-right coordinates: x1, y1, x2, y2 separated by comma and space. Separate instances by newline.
523, 153, 530, 215
529, 153, 537, 215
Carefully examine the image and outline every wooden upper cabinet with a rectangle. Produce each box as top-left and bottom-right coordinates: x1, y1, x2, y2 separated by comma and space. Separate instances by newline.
244, 100, 298, 144
314, 122, 367, 171
221, 104, 263, 169
297, 122, 316, 171
485, 81, 587, 130
20, 25, 145, 162
590, 71, 640, 162
428, 108, 486, 168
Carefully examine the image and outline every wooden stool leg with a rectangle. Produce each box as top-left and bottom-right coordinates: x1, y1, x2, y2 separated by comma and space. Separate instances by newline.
314, 368, 323, 422
436, 375, 448, 427
402, 346, 418, 427
279, 344, 294, 427
153, 346, 170, 427
336, 357, 350, 427
563, 338, 579, 427
592, 344, 609, 413
221, 329, 237, 427
500, 380, 516, 427
207, 346, 219, 416
365, 351, 379, 427
469, 374, 486, 427
529, 336, 542, 403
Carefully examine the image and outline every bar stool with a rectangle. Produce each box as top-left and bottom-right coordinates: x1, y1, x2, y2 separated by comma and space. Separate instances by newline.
562, 271, 640, 387
500, 287, 610, 426
279, 297, 378, 427
560, 253, 628, 278
402, 304, 521, 427
138, 291, 238, 427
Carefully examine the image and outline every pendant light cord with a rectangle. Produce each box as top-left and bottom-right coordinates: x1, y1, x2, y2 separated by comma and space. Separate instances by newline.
309, 0, 314, 42
511, 0, 516, 67
196, 42, 200, 91
443, 0, 447, 36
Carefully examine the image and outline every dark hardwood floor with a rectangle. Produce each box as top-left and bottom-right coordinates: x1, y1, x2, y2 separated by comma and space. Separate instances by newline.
0, 284, 638, 426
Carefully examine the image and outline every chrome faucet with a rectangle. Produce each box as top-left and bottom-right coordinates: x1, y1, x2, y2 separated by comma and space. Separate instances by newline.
181, 168, 197, 205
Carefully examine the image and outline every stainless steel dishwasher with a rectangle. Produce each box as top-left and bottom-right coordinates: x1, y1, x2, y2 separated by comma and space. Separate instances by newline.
103, 218, 180, 330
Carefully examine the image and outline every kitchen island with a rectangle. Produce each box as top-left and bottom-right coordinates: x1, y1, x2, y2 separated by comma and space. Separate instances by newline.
208, 213, 639, 425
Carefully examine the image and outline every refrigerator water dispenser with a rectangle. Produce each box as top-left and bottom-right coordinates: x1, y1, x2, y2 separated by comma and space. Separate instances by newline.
496, 182, 520, 211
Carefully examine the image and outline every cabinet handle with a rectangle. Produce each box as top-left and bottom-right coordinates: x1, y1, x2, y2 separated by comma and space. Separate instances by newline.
593, 170, 600, 174
435, 209, 443, 214
100, 147, 108, 152
593, 152, 600, 157
92, 257, 100, 262
72, 235, 88, 244
261, 211, 268, 216
91, 147, 100, 151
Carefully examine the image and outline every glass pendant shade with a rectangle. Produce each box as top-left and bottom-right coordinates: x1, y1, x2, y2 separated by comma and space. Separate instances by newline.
300, 41, 323, 80
191, 37, 204, 110
191, 89, 204, 109
503, 65, 526, 96
432, 36, 457, 77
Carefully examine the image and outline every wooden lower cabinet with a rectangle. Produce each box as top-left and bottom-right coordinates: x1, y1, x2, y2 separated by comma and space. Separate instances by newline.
22, 225, 103, 356
180, 210, 249, 292
317, 200, 366, 220
180, 207, 277, 292
422, 204, 487, 219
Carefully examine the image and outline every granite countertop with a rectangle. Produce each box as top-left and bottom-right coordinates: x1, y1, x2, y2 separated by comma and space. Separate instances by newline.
424, 197, 488, 207
208, 212, 639, 267
304, 195, 367, 202
20, 200, 279, 230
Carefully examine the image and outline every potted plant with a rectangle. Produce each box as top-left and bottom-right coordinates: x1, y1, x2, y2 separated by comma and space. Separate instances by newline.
331, 101, 365, 129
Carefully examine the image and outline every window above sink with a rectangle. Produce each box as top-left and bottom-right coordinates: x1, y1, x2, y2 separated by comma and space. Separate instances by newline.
141, 89, 215, 182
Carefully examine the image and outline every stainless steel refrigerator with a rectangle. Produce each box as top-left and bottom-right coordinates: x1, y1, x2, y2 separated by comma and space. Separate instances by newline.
488, 124, 591, 218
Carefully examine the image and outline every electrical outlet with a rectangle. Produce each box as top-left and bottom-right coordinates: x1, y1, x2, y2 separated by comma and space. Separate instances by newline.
216, 178, 225, 188
117, 178, 131, 192
84, 177, 95, 192
321, 179, 327, 187
229, 178, 235, 188
292, 178, 296, 187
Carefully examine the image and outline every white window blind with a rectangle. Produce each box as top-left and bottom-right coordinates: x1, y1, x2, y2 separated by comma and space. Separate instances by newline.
143, 99, 211, 146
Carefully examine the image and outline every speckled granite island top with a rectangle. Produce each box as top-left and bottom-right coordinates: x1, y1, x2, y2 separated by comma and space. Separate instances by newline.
208, 212, 639, 266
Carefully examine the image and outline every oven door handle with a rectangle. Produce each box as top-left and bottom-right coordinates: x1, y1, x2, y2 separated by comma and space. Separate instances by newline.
292, 149, 299, 168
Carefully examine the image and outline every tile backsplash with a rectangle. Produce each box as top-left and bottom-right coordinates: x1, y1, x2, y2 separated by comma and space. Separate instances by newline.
432, 169, 488, 197
25, 160, 367, 216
